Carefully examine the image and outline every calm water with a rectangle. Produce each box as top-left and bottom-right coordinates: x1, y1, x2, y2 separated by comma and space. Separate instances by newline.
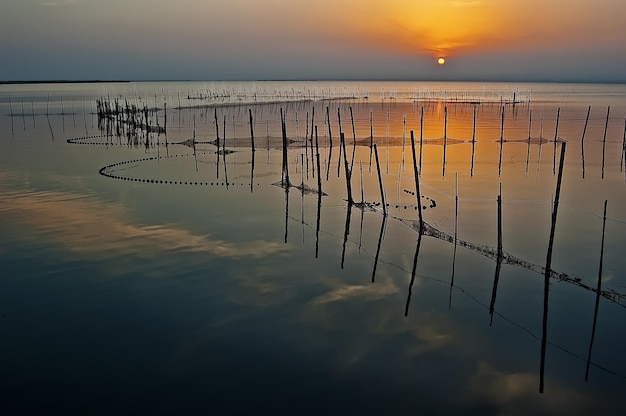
1, 81, 626, 415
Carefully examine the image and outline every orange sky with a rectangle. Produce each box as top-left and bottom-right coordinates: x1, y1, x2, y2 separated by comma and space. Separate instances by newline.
2, 0, 626, 81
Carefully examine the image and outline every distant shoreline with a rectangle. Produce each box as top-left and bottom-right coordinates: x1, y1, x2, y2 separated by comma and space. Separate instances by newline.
0, 80, 131, 85
2, 79, 625, 86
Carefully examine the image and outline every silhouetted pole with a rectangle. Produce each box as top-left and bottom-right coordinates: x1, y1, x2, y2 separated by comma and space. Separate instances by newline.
581, 106, 591, 145
540, 141, 567, 394
526, 108, 532, 174
326, 106, 333, 148
214, 108, 220, 146
315, 126, 322, 195
419, 106, 424, 172
443, 106, 448, 176
585, 199, 608, 381
369, 110, 373, 170
249, 108, 256, 152
374, 144, 387, 215
341, 132, 353, 204
337, 108, 343, 177
620, 118, 626, 172
410, 131, 423, 229
350, 106, 357, 170
471, 106, 477, 177
602, 106, 610, 179
280, 108, 290, 186
553, 107, 561, 175
499, 106, 504, 176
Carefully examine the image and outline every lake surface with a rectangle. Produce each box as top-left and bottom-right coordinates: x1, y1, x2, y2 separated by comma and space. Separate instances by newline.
1, 81, 626, 415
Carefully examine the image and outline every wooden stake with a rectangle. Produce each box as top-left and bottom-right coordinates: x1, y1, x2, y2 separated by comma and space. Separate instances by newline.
315, 126, 322, 195
249, 108, 255, 152
420, 107, 424, 172
374, 144, 387, 215
585, 200, 608, 381
410, 131, 423, 229
540, 141, 567, 394
602, 106, 610, 179
341, 132, 353, 204
499, 106, 504, 176
553, 107, 561, 175
443, 106, 448, 176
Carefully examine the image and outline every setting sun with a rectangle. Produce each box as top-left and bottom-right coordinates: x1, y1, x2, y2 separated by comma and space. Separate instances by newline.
438, 57, 446, 65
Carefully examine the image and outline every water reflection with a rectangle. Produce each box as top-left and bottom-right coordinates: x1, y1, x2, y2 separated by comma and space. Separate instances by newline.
2, 82, 626, 414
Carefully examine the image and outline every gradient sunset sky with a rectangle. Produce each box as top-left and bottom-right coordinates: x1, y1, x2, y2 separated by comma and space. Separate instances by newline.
2, 0, 626, 82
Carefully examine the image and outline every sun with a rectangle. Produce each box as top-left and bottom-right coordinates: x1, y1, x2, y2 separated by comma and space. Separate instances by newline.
437, 57, 446, 65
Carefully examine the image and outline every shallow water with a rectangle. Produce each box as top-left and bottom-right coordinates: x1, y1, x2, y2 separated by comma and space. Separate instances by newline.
1, 81, 626, 415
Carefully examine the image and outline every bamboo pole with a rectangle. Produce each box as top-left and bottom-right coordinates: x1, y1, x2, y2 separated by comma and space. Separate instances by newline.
581, 106, 591, 145
369, 110, 373, 170
540, 141, 567, 394
214, 108, 219, 146
249, 108, 255, 152
602, 106, 610, 179
420, 107, 424, 172
374, 144, 387, 215
621, 117, 626, 174
410, 131, 423, 229
499, 106, 504, 176
585, 200, 608, 381
341, 132, 353, 204
350, 106, 357, 171
443, 106, 448, 176
553, 107, 561, 175
281, 108, 290, 186
526, 108, 532, 174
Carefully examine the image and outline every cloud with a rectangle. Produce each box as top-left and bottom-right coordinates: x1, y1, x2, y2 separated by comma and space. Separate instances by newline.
0, 185, 286, 260
466, 362, 597, 415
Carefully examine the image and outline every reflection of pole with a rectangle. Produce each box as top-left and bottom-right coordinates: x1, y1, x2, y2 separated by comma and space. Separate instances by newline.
371, 215, 386, 283
374, 144, 387, 215
341, 204, 352, 269
490, 186, 503, 323
540, 141, 567, 394
585, 200, 608, 381
315, 126, 322, 259
450, 172, 459, 309
404, 231, 423, 317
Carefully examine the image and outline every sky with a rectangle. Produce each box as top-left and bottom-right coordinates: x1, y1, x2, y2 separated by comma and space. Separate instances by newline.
2, 0, 626, 82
